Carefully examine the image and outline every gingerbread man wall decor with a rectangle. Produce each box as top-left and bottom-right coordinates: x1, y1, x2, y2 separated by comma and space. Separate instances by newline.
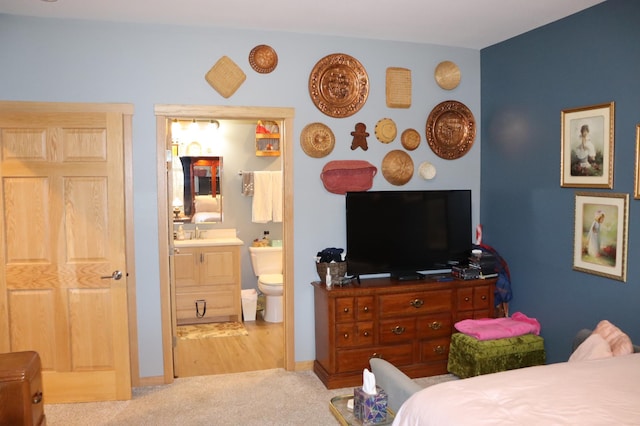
350, 122, 369, 151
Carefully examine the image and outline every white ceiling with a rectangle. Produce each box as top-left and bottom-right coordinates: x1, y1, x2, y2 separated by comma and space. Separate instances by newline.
1, 0, 604, 49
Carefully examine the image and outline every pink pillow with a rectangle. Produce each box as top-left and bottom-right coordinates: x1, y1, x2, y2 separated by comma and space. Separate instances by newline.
592, 320, 633, 356
569, 333, 613, 362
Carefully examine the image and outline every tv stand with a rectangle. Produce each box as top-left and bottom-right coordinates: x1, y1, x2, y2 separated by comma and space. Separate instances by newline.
311, 276, 498, 389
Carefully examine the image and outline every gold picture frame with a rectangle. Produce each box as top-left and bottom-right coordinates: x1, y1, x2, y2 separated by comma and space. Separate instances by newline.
573, 191, 628, 282
634, 124, 640, 199
561, 102, 614, 188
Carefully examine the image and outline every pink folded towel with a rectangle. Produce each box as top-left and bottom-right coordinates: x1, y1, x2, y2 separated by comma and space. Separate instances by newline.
454, 312, 541, 341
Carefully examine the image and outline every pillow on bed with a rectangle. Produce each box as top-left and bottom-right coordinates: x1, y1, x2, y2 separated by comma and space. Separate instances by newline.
194, 195, 219, 212
592, 320, 633, 356
569, 333, 613, 362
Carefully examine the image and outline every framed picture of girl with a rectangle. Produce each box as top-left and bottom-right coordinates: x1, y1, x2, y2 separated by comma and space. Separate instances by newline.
573, 191, 628, 282
561, 102, 614, 188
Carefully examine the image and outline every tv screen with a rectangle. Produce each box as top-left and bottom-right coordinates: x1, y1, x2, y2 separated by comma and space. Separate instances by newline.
345, 190, 472, 279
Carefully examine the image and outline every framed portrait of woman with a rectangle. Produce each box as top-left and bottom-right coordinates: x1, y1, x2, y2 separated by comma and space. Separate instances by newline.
573, 191, 628, 282
560, 102, 614, 188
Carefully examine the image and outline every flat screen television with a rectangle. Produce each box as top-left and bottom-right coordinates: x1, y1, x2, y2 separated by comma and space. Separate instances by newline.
345, 190, 472, 280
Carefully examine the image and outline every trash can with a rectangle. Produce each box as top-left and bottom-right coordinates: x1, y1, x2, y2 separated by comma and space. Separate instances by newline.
241, 289, 258, 321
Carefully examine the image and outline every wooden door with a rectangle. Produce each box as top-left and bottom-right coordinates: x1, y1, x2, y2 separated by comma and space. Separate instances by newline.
0, 102, 132, 403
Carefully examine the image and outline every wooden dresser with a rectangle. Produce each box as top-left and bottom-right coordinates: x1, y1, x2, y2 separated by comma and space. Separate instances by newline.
0, 351, 46, 425
312, 276, 496, 389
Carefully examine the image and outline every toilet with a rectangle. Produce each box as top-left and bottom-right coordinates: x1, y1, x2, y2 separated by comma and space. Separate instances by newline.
248, 246, 283, 323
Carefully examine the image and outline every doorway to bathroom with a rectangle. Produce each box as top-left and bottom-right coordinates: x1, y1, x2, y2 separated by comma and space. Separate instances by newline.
155, 105, 295, 381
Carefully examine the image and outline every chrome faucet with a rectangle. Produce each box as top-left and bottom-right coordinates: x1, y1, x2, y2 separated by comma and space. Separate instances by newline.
195, 226, 200, 239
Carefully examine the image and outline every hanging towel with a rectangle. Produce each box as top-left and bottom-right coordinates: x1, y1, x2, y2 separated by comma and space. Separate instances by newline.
252, 171, 273, 223
271, 170, 283, 223
242, 171, 254, 196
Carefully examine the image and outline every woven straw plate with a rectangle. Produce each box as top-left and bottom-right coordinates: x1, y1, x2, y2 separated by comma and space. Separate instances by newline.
381, 150, 414, 186
434, 60, 461, 90
401, 128, 421, 151
426, 100, 476, 160
375, 118, 397, 143
205, 56, 246, 98
386, 67, 412, 108
300, 122, 335, 158
309, 53, 369, 118
249, 45, 278, 74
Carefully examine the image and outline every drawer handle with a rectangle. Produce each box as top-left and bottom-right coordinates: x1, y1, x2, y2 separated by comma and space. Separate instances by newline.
343, 307, 350, 313
391, 326, 406, 335
343, 333, 349, 339
363, 306, 369, 312
464, 296, 470, 302
429, 321, 442, 330
481, 295, 487, 300
410, 299, 424, 308
371, 353, 383, 359
363, 331, 369, 337
32, 391, 43, 404
195, 299, 207, 318
433, 345, 446, 354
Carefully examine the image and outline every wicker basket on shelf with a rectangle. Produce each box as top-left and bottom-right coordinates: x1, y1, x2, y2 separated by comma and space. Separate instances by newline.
316, 262, 348, 284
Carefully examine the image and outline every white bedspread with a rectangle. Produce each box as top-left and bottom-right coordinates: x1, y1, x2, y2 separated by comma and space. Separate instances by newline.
394, 353, 640, 426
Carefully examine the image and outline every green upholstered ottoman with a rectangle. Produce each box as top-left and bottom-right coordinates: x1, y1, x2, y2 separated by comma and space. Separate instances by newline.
447, 332, 546, 378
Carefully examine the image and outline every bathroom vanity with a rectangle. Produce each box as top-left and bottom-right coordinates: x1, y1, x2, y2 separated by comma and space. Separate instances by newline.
173, 229, 243, 324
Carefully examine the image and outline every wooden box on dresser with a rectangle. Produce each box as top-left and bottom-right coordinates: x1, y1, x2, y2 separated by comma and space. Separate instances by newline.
312, 276, 496, 389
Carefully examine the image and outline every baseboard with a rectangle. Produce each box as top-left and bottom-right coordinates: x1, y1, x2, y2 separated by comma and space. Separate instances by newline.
137, 375, 170, 387
294, 360, 314, 371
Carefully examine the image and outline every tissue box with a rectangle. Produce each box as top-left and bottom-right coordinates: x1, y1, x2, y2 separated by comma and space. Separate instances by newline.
353, 386, 388, 424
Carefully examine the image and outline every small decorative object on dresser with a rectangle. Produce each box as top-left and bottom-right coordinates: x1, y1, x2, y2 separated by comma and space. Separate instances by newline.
0, 351, 46, 426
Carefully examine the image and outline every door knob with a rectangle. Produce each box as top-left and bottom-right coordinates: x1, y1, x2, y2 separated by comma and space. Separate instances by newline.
101, 270, 123, 280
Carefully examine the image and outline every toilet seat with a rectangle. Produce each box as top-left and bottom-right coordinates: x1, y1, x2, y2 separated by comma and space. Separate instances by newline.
259, 273, 283, 286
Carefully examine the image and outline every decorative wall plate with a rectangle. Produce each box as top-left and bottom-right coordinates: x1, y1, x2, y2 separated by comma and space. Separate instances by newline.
308, 53, 369, 118
375, 118, 397, 143
419, 161, 437, 180
426, 100, 476, 160
381, 150, 414, 186
434, 61, 461, 90
401, 128, 421, 151
249, 45, 278, 74
300, 122, 335, 158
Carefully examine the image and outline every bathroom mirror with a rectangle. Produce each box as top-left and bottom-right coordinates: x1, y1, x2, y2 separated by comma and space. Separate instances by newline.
174, 155, 222, 223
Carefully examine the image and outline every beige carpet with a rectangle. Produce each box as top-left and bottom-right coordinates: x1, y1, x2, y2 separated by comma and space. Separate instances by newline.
176, 322, 248, 339
44, 369, 456, 425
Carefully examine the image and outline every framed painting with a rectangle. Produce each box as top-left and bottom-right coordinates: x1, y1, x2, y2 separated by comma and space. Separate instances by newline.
573, 191, 628, 282
561, 102, 614, 188
635, 124, 640, 199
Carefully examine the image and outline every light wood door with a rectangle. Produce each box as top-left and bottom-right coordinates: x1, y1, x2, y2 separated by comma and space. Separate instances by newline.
0, 102, 132, 403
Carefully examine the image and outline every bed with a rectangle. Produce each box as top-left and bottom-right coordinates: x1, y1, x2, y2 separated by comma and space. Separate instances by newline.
393, 353, 640, 425
191, 195, 222, 223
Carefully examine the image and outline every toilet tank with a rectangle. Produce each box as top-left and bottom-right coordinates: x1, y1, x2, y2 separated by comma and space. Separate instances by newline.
248, 246, 282, 276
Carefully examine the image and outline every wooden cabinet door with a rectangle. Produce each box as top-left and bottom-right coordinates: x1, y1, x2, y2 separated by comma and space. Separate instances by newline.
0, 102, 132, 403
201, 246, 237, 285
174, 247, 199, 287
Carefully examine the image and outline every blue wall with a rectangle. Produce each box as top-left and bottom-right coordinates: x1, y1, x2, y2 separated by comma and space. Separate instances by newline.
481, 0, 640, 363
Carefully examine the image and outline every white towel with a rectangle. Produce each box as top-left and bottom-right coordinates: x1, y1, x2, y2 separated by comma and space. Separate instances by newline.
271, 170, 283, 223
252, 171, 272, 223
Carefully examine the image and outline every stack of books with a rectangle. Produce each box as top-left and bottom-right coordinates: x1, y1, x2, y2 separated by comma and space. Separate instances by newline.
468, 253, 498, 279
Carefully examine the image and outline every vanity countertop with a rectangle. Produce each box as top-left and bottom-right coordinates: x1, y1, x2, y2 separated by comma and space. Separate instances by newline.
174, 228, 243, 247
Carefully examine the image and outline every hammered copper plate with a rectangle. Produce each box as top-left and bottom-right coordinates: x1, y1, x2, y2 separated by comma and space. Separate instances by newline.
249, 45, 278, 74
425, 100, 476, 160
308, 53, 369, 118
300, 122, 335, 158
381, 150, 414, 186
401, 128, 421, 151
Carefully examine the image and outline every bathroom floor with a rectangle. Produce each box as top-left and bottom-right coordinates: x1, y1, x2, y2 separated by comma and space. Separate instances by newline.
173, 315, 283, 377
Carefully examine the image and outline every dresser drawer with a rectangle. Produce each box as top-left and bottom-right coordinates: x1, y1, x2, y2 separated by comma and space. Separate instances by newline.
457, 285, 491, 311
379, 289, 452, 317
379, 318, 416, 344
417, 314, 452, 339
176, 285, 236, 324
0, 351, 46, 426
335, 297, 355, 322
336, 322, 375, 348
336, 344, 413, 373
419, 337, 451, 361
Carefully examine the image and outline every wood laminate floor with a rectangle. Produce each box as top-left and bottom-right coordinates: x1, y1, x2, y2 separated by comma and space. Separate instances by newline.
174, 315, 284, 377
